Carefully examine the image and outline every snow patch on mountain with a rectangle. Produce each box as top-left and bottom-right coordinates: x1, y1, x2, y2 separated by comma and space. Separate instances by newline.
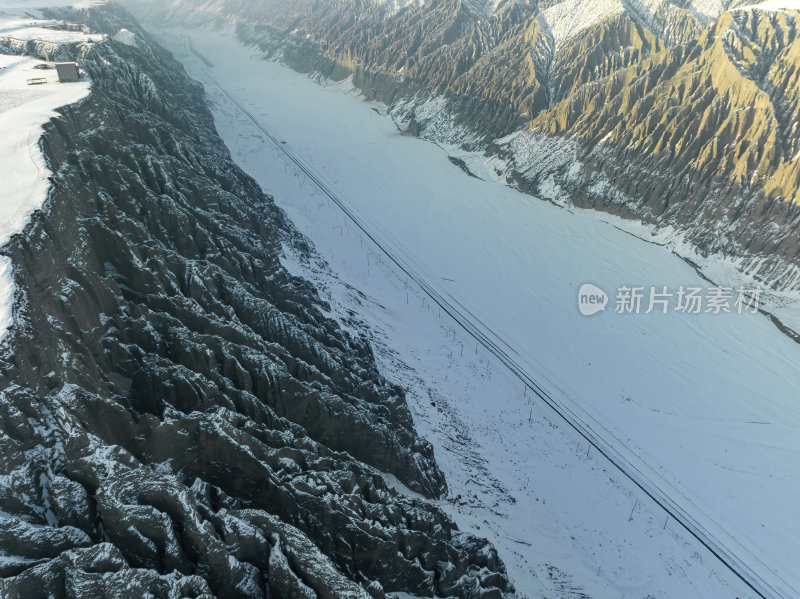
620, 0, 674, 27
537, 0, 626, 46
112, 27, 137, 46
368, 0, 423, 16
461, 0, 503, 17
0, 19, 91, 339
537, 0, 782, 45
685, 0, 732, 20
734, 0, 800, 11
393, 94, 479, 146
370, 0, 500, 17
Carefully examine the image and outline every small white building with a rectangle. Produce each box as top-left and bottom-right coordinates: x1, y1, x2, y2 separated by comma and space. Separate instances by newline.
55, 62, 80, 82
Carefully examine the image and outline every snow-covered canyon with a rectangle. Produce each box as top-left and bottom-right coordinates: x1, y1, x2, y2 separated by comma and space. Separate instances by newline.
134, 22, 800, 599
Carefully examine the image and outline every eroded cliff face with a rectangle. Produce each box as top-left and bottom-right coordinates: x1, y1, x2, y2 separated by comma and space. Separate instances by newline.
0, 5, 513, 598
143, 0, 800, 292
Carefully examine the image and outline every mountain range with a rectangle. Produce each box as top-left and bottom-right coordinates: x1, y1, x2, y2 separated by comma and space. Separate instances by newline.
149, 0, 800, 292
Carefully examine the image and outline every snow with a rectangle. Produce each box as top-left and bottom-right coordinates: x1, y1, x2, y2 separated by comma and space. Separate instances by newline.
461, 0, 502, 17
735, 0, 800, 11
348, 0, 497, 18
686, 0, 734, 20
536, 0, 792, 45
537, 0, 627, 47
112, 27, 137, 46
370, 0, 423, 15
502, 127, 800, 328
144, 23, 800, 599
534, 0, 739, 46
0, 18, 91, 340
0, 0, 104, 11
0, 17, 95, 43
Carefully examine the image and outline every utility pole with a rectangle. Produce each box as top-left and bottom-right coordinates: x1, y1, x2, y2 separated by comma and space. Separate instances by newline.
628, 499, 638, 522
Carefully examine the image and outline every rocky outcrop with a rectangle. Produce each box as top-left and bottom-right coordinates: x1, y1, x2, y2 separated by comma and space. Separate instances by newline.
0, 5, 513, 598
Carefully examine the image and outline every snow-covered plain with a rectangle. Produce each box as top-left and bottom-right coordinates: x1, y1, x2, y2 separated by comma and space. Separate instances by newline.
0, 18, 91, 42
0, 0, 102, 12
0, 13, 91, 339
144, 25, 800, 599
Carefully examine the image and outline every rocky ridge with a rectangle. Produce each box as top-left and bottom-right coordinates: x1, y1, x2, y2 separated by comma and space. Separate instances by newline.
0, 4, 513, 598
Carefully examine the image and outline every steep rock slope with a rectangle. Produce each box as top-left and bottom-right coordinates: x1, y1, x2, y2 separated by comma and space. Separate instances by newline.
517, 5, 800, 287
143, 0, 800, 292
0, 4, 512, 598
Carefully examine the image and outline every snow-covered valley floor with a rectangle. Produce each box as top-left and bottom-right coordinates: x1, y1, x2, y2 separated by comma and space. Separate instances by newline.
139, 23, 800, 599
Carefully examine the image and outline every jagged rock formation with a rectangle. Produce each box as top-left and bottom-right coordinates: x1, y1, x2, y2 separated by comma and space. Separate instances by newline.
0, 5, 513, 598
143, 0, 800, 291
